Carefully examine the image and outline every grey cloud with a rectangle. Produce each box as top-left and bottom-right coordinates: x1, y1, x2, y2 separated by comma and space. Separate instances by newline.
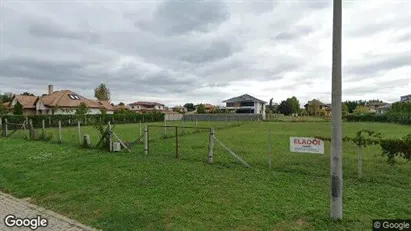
345, 52, 411, 76
179, 40, 236, 63
28, 21, 101, 44
135, 0, 230, 36
275, 26, 314, 40
305, 1, 331, 9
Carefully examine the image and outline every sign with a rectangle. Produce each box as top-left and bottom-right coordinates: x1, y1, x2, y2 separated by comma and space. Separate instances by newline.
290, 137, 324, 154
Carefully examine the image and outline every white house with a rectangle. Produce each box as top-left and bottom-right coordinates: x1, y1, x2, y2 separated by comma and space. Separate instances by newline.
128, 101, 165, 113
222, 94, 267, 119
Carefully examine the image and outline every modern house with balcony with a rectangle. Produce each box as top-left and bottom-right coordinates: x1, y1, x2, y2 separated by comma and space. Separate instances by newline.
128, 101, 165, 113
223, 94, 266, 119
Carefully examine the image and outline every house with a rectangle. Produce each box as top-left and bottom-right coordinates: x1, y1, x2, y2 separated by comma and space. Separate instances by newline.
223, 94, 266, 118
204, 104, 216, 113
5, 85, 115, 115
128, 101, 165, 113
400, 94, 411, 102
376, 103, 391, 115
365, 102, 388, 113
304, 100, 332, 116
6, 95, 38, 115
172, 105, 188, 113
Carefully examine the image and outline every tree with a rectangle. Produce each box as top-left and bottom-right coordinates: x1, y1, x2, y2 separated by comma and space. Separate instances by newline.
0, 100, 8, 115
0, 92, 13, 103
353, 105, 370, 114
13, 101, 23, 115
196, 104, 206, 114
277, 100, 293, 115
342, 103, 349, 116
184, 103, 195, 112
119, 102, 125, 106
75, 102, 90, 115
306, 99, 322, 116
94, 83, 110, 101
287, 96, 300, 114
21, 92, 35, 96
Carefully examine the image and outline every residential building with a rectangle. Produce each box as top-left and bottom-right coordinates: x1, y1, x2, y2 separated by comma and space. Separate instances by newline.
365, 102, 388, 113
376, 103, 391, 115
304, 100, 332, 116
172, 105, 188, 113
400, 94, 411, 102
128, 101, 165, 113
223, 94, 266, 118
203, 104, 216, 113
5, 85, 115, 115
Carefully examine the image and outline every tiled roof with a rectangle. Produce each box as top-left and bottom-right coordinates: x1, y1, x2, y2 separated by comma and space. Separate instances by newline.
223, 94, 266, 103
14, 95, 38, 109
128, 101, 165, 106
95, 100, 115, 111
39, 90, 102, 108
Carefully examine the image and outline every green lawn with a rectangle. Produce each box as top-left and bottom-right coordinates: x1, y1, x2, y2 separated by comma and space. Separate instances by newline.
0, 122, 410, 230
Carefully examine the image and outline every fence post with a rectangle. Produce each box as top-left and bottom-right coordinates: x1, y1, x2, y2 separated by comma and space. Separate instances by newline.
181, 119, 184, 134
4, 119, 8, 137
42, 120, 45, 136
108, 121, 112, 152
0, 117, 2, 128
208, 128, 215, 164
78, 121, 82, 145
164, 117, 167, 137
58, 120, 62, 144
48, 116, 51, 126
268, 128, 272, 170
358, 146, 364, 179
29, 119, 33, 140
144, 125, 149, 155
139, 120, 142, 136
175, 126, 179, 159
69, 118, 71, 126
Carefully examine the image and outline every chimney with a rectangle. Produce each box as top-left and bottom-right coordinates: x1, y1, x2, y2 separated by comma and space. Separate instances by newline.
48, 85, 54, 95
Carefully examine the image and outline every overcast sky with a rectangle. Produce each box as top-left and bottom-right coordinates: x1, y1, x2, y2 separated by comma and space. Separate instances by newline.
0, 0, 410, 107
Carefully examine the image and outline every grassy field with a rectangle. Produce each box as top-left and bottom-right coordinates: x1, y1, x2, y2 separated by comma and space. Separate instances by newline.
0, 121, 410, 230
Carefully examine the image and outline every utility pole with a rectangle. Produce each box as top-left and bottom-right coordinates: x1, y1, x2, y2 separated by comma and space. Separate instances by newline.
330, 0, 343, 220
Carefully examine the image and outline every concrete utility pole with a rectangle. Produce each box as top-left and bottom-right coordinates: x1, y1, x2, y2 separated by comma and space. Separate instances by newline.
330, 0, 343, 220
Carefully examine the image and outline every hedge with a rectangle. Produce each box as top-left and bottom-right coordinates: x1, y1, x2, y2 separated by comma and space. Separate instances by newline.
0, 112, 164, 129
343, 112, 411, 125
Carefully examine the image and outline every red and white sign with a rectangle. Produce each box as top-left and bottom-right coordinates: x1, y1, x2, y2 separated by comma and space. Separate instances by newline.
290, 137, 324, 154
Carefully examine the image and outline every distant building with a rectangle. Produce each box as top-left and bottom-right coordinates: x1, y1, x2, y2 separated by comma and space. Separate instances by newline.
128, 101, 165, 113
223, 94, 266, 118
400, 94, 411, 102
376, 103, 391, 115
5, 85, 114, 115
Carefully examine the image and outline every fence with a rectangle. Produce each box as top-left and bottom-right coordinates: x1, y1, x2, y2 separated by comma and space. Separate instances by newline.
183, 113, 262, 121
165, 113, 184, 121
0, 113, 164, 129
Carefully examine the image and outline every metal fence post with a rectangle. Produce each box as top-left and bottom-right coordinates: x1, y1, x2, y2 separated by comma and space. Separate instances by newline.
78, 121, 82, 145
175, 126, 179, 159
58, 120, 62, 144
4, 118, 8, 137
208, 128, 215, 164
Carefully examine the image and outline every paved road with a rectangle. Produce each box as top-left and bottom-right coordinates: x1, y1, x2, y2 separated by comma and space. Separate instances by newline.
0, 192, 99, 231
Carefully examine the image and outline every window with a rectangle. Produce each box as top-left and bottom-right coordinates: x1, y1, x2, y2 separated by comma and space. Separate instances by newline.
68, 94, 80, 100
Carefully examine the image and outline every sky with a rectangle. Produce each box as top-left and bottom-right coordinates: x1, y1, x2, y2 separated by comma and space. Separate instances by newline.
0, 0, 410, 107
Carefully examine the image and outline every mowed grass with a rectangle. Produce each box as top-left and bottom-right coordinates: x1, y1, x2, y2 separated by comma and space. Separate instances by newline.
0, 122, 410, 231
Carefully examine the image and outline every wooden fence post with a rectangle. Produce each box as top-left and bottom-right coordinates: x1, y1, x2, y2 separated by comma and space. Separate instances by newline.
208, 128, 214, 164
268, 128, 272, 170
42, 120, 45, 137
78, 121, 82, 145
144, 126, 149, 155
164, 117, 167, 137
108, 121, 112, 151
58, 120, 62, 144
175, 126, 179, 159
4, 119, 8, 137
